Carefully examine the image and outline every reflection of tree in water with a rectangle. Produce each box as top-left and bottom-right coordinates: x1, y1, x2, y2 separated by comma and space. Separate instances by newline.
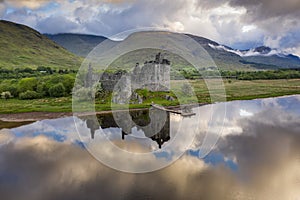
85, 109, 170, 149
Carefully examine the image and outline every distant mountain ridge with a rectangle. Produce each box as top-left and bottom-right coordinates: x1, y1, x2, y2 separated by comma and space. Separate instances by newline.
46, 32, 300, 70
0, 20, 82, 69
44, 33, 109, 57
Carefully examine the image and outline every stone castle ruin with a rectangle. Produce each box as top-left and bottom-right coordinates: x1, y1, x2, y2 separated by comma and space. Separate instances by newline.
131, 52, 170, 92
85, 53, 171, 104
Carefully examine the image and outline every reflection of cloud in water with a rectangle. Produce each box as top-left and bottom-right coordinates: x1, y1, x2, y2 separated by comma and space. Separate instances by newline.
0, 95, 299, 199
239, 109, 253, 117
0, 129, 13, 146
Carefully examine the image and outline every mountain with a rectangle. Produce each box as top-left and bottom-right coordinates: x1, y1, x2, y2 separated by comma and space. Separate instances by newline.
240, 46, 300, 69
44, 33, 109, 57
186, 34, 254, 70
251, 46, 272, 54
204, 42, 300, 69
0, 20, 82, 69
1, 20, 298, 71
48, 31, 300, 70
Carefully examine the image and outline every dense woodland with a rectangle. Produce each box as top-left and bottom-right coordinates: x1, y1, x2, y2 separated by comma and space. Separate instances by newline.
0, 67, 77, 99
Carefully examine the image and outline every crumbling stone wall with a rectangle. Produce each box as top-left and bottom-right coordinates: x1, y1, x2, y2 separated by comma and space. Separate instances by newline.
84, 53, 171, 104
108, 52, 170, 90
112, 53, 170, 104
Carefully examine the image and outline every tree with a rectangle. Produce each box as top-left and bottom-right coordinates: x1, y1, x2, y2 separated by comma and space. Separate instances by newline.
0, 80, 18, 97
18, 77, 38, 93
61, 75, 75, 95
36, 83, 47, 97
49, 83, 66, 97
1, 91, 12, 100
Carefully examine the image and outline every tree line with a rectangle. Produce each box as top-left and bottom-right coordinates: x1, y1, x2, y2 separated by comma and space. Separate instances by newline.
0, 74, 75, 100
0, 66, 77, 79
179, 68, 300, 80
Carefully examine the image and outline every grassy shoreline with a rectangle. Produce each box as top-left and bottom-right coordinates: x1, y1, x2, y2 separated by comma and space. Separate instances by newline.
1, 79, 299, 117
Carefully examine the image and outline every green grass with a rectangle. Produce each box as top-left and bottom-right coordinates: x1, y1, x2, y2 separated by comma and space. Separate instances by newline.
0, 79, 299, 114
0, 97, 72, 114
0, 20, 82, 69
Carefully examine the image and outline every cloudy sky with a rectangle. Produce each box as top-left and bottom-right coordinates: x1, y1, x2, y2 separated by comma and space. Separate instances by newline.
0, 0, 300, 55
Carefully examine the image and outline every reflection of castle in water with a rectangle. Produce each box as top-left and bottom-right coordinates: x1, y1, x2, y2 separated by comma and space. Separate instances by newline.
85, 109, 171, 149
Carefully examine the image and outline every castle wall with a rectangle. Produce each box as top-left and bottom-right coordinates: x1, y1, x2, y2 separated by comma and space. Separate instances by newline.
85, 53, 171, 104
131, 63, 170, 92
99, 62, 170, 94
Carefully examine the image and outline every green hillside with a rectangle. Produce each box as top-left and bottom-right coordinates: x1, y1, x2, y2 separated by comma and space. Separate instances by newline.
44, 33, 109, 57
243, 54, 300, 69
0, 20, 82, 69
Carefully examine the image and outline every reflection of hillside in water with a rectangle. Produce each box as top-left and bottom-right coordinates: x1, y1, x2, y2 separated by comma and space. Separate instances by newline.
86, 109, 171, 148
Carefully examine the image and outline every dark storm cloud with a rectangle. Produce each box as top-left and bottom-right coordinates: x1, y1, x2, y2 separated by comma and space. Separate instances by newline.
196, 0, 300, 20
228, 0, 300, 20
196, 0, 300, 52
1, 0, 300, 55
36, 15, 79, 34
74, 0, 187, 36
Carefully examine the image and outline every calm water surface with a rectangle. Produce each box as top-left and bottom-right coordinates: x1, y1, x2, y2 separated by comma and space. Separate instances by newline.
0, 95, 300, 200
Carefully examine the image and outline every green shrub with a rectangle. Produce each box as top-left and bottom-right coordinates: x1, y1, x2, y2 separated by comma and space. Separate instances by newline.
49, 83, 66, 97
36, 83, 47, 97
61, 74, 75, 94
1, 91, 12, 100
18, 77, 38, 93
19, 90, 40, 100
136, 89, 149, 98
0, 80, 18, 97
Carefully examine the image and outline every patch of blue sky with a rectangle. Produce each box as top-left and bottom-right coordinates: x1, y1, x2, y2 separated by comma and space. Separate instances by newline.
32, 131, 67, 142
12, 131, 25, 138
73, 139, 86, 149
188, 149, 238, 171
276, 95, 300, 115
12, 129, 67, 143
154, 150, 173, 161
5, 8, 15, 15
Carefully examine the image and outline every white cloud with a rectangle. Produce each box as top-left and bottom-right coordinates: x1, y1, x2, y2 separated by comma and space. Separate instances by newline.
242, 24, 256, 33
0, 0, 300, 55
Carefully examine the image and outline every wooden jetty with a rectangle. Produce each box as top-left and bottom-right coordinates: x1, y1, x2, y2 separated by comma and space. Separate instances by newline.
151, 103, 196, 117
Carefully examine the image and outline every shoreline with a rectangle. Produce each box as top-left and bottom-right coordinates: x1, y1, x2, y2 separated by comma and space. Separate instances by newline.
0, 94, 299, 123
0, 103, 205, 122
